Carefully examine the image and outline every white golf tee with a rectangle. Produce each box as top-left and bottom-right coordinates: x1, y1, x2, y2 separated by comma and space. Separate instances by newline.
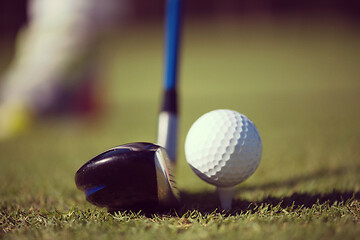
216, 186, 236, 210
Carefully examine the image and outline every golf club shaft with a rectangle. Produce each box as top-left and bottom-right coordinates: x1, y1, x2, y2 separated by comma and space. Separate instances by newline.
157, 0, 182, 164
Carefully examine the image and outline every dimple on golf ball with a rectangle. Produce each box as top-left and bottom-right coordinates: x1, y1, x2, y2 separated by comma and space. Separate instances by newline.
185, 109, 262, 188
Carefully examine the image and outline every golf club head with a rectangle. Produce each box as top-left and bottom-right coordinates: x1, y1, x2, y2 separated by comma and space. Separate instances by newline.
75, 142, 179, 212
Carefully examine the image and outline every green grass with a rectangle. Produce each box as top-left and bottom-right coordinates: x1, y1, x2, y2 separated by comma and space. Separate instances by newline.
1, 15, 360, 239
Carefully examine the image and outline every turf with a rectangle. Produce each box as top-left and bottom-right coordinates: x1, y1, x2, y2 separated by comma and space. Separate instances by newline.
1, 15, 360, 239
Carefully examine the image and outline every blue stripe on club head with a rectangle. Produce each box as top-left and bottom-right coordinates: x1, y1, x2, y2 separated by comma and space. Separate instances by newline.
85, 185, 106, 197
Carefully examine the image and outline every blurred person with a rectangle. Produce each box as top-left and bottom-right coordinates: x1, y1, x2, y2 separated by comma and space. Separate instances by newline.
0, 0, 130, 140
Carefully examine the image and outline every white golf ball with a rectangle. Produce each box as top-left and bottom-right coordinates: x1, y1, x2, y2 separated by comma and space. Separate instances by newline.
185, 109, 262, 188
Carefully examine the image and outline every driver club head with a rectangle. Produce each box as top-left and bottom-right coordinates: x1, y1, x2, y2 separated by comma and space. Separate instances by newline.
75, 142, 179, 212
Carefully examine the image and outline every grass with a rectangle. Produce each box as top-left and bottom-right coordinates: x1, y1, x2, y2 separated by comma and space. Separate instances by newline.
1, 14, 360, 239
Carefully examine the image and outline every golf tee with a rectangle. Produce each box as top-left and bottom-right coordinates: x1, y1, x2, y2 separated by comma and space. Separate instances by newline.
216, 186, 236, 210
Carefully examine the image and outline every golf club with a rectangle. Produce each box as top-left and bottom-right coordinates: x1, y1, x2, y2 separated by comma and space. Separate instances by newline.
75, 0, 182, 212
157, 0, 181, 164
75, 142, 179, 212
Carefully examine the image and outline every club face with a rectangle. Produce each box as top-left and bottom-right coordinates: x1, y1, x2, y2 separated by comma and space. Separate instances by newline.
75, 142, 179, 212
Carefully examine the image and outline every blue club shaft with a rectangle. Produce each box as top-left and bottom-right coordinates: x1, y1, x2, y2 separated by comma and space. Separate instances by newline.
164, 0, 181, 91
157, 0, 182, 163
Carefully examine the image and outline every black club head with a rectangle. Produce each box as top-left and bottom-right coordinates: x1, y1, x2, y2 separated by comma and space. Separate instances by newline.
75, 142, 179, 212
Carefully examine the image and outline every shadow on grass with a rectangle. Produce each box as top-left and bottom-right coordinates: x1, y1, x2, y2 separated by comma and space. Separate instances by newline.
237, 165, 360, 192
178, 165, 360, 214
109, 166, 359, 216
179, 190, 360, 214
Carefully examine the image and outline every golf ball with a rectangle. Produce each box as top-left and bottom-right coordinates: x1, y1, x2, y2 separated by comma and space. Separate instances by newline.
185, 109, 262, 187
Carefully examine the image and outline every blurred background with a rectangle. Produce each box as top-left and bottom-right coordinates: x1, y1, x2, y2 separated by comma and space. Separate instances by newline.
0, 0, 359, 207
1, 0, 359, 52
